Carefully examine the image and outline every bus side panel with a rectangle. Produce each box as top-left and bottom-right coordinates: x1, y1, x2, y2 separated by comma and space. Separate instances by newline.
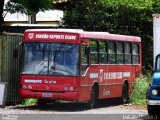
116, 65, 134, 97
92, 65, 136, 99
129, 64, 142, 95
78, 86, 91, 101
98, 65, 117, 99
78, 70, 91, 101
78, 64, 141, 101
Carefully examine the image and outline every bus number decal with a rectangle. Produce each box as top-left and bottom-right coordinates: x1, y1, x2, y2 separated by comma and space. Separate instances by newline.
103, 89, 110, 96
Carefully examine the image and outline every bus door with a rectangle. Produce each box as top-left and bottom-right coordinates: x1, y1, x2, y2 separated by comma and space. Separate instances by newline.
81, 43, 89, 84
79, 40, 90, 100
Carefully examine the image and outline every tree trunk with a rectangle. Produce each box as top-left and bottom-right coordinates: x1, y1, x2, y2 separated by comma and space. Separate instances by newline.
0, 0, 4, 26
28, 12, 37, 24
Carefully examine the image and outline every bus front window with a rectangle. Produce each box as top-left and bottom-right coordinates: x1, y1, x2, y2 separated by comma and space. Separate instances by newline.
22, 43, 80, 76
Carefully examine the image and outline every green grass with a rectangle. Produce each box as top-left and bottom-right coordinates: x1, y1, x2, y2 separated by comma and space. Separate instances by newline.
130, 75, 151, 105
22, 98, 37, 106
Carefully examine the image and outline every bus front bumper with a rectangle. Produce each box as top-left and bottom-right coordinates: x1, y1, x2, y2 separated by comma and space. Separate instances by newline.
147, 99, 160, 105
20, 89, 79, 101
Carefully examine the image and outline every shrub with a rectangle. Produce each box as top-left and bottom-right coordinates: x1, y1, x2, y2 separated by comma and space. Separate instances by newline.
130, 75, 150, 105
22, 98, 37, 106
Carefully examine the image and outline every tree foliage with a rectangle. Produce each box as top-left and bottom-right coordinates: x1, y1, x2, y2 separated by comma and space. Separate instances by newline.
5, 0, 54, 23
5, 0, 53, 15
64, 0, 159, 70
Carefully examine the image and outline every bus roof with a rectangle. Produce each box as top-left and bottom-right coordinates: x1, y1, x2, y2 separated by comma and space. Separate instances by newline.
25, 29, 141, 42
25, 29, 84, 33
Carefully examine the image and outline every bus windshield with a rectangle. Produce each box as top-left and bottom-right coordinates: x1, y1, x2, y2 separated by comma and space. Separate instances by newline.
21, 43, 80, 76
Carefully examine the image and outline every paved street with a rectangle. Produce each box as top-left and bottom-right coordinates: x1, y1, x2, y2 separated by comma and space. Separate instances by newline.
0, 99, 154, 120
0, 114, 157, 120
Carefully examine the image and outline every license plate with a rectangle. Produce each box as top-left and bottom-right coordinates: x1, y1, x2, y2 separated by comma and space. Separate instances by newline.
42, 93, 52, 97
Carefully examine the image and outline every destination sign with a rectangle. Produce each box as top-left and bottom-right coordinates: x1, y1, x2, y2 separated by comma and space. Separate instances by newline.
25, 32, 79, 41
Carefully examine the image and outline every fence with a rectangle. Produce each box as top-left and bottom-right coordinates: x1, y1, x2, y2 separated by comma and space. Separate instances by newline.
0, 32, 23, 105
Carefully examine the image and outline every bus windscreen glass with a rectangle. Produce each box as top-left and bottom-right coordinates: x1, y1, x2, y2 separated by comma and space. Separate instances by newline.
21, 43, 80, 76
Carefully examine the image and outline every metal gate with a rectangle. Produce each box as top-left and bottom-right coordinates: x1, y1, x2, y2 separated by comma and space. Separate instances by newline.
0, 32, 23, 104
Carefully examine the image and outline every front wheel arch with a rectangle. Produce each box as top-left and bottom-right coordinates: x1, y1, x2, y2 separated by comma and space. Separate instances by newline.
88, 82, 99, 108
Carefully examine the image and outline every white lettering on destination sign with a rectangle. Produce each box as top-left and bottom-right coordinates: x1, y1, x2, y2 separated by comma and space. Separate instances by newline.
24, 79, 42, 83
34, 34, 77, 40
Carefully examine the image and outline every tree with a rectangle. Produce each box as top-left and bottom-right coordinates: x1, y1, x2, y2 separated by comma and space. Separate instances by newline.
5, 0, 54, 24
63, 0, 158, 71
0, 0, 5, 26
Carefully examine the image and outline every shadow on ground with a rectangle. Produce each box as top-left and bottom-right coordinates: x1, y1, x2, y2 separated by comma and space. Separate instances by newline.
13, 98, 122, 112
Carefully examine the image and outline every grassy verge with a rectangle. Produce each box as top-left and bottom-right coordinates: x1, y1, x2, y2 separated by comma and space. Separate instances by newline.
130, 75, 151, 105
22, 98, 37, 106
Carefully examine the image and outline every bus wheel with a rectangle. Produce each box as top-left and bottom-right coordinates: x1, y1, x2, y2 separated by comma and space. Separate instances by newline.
121, 83, 129, 104
38, 99, 47, 107
148, 105, 159, 116
88, 86, 98, 108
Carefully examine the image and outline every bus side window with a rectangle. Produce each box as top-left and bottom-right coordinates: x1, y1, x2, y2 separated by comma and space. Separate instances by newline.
132, 43, 140, 64
108, 41, 116, 64
81, 44, 89, 75
90, 41, 98, 64
99, 41, 107, 64
117, 42, 124, 64
124, 43, 132, 64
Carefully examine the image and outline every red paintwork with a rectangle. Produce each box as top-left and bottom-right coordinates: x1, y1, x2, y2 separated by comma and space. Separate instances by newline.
20, 29, 142, 102
20, 89, 79, 100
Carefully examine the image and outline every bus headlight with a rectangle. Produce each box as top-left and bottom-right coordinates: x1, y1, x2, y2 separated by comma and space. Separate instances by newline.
28, 85, 33, 90
152, 89, 158, 96
69, 87, 74, 91
64, 87, 68, 91
22, 85, 27, 89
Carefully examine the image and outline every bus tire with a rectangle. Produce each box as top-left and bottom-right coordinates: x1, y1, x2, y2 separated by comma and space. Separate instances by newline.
38, 99, 47, 107
88, 86, 98, 108
121, 83, 129, 104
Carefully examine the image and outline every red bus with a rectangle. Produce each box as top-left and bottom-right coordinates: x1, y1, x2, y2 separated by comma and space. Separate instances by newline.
18, 29, 142, 108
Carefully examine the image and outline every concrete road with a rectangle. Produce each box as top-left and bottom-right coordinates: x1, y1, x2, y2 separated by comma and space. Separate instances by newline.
0, 99, 155, 120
